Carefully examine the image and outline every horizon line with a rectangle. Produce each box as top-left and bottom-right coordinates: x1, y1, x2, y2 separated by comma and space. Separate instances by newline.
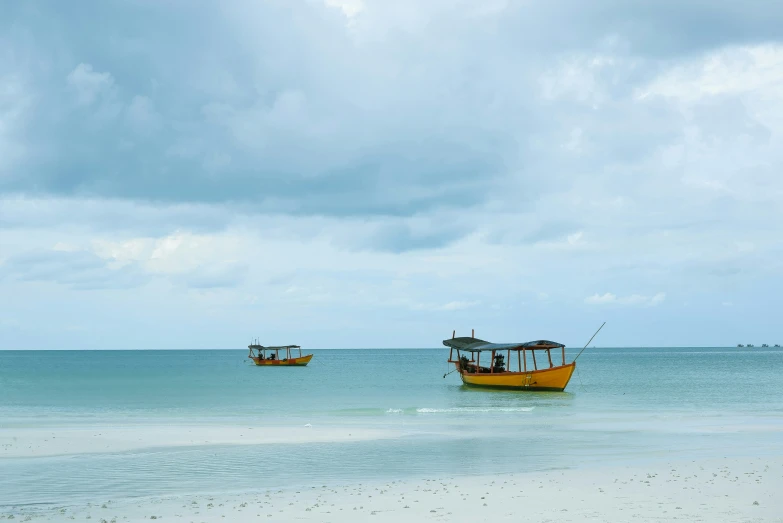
1, 346, 777, 351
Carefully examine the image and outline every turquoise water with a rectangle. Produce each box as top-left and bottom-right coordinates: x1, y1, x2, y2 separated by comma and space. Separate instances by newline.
1, 347, 782, 506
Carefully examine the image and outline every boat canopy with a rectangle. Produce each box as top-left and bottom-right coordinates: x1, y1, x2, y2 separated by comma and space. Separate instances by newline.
443, 337, 564, 352
248, 344, 300, 350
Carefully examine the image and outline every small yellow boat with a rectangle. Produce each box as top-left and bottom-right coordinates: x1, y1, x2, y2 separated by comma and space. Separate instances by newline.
444, 331, 575, 391
248, 344, 313, 366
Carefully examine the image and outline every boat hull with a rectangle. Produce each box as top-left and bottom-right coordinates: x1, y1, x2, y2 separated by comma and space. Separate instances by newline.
250, 354, 313, 366
458, 362, 575, 391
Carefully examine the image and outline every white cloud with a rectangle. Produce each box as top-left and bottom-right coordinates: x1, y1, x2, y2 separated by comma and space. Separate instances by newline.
0, 248, 149, 290
324, 0, 364, 18
539, 53, 619, 106
561, 127, 585, 154
584, 292, 616, 304
637, 45, 783, 103
52, 242, 80, 252
439, 300, 480, 311
126, 95, 162, 134
585, 292, 666, 306
408, 300, 481, 312
66, 63, 115, 106
2, 2, 783, 348
1, 189, 779, 347
567, 231, 584, 246
93, 232, 245, 281
0, 71, 30, 175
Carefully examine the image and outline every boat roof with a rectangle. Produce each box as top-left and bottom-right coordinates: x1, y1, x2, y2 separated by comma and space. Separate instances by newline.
248, 344, 300, 350
443, 337, 565, 352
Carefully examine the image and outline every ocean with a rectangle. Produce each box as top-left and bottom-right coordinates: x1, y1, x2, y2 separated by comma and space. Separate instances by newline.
1, 347, 782, 507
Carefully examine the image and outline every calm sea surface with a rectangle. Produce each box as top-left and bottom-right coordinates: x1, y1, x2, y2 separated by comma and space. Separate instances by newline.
1, 347, 782, 506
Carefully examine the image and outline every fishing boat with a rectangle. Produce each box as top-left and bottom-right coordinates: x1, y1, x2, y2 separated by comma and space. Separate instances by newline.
444, 330, 576, 392
248, 344, 313, 366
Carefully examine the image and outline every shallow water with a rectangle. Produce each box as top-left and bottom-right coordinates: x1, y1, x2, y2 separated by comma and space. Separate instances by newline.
1, 347, 782, 506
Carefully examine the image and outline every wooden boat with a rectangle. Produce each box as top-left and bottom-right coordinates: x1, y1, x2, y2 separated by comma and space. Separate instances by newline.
248, 344, 313, 366
444, 331, 575, 391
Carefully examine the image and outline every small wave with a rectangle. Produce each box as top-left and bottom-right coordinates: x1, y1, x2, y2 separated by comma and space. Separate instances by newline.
416, 407, 534, 413
385, 409, 404, 414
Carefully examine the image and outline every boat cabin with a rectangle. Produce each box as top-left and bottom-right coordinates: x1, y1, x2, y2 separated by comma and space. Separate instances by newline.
446, 336, 567, 373
249, 344, 302, 361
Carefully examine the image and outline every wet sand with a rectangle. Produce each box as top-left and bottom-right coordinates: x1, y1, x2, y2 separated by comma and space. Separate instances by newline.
0, 425, 403, 458
3, 456, 780, 522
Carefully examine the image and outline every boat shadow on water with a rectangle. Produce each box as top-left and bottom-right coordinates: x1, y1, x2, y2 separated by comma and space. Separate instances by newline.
455, 385, 575, 399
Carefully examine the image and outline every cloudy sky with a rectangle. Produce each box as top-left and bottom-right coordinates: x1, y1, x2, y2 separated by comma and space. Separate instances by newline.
2, 0, 782, 349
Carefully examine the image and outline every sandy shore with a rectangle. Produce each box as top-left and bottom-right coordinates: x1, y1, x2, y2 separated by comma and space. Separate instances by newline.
0, 424, 403, 458
2, 456, 780, 522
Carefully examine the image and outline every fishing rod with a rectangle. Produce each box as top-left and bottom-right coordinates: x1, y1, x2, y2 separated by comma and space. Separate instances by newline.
443, 368, 459, 378
573, 321, 606, 362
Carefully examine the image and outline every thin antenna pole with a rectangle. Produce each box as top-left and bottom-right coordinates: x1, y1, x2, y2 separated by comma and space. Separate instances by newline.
573, 322, 606, 362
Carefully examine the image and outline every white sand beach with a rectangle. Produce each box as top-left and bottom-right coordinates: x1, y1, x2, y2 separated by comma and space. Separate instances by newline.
3, 455, 780, 523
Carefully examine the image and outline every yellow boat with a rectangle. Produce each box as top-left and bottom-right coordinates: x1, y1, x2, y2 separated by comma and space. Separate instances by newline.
248, 344, 313, 366
444, 331, 575, 391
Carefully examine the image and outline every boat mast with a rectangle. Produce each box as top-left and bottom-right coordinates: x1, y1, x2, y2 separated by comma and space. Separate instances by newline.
573, 322, 607, 362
